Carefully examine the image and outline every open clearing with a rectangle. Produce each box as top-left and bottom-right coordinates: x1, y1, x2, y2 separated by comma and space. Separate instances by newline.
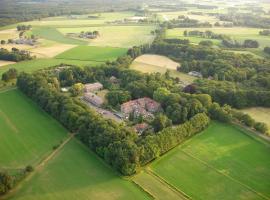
0, 60, 16, 67
9, 139, 151, 200
0, 90, 67, 169
58, 26, 155, 48
131, 54, 196, 85
151, 122, 270, 200
241, 107, 270, 130
56, 46, 127, 62
0, 28, 18, 40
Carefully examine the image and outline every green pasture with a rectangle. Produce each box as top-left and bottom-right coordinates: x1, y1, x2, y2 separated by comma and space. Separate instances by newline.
32, 27, 87, 45
58, 25, 156, 48
151, 122, 270, 200
0, 90, 67, 169
10, 139, 151, 200
166, 27, 270, 48
0, 59, 100, 76
55, 46, 127, 62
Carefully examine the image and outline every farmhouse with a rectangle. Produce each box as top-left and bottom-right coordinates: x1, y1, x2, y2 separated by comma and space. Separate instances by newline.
83, 92, 104, 107
84, 82, 103, 93
121, 97, 161, 119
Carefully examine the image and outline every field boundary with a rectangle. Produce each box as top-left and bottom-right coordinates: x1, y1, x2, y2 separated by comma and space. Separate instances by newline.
146, 169, 191, 200
132, 179, 155, 200
181, 149, 270, 200
1, 133, 74, 200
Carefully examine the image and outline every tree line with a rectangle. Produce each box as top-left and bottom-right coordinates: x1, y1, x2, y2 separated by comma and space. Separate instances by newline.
0, 48, 34, 62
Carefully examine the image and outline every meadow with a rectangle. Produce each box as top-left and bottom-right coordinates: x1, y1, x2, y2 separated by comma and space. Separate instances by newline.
150, 122, 270, 200
0, 90, 67, 169
58, 25, 155, 48
55, 46, 127, 62
9, 139, 151, 200
0, 59, 101, 76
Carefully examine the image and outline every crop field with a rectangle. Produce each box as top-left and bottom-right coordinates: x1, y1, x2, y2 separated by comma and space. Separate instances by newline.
130, 54, 196, 85
150, 122, 270, 200
0, 89, 67, 169
58, 25, 156, 48
20, 12, 135, 27
0, 60, 16, 67
241, 107, 270, 130
0, 28, 18, 40
55, 46, 127, 62
9, 139, 151, 200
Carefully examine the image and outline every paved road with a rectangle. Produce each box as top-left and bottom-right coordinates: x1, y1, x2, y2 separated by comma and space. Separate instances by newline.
81, 99, 123, 123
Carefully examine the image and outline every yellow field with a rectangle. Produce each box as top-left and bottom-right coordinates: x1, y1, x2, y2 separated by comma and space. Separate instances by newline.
241, 107, 270, 129
130, 54, 196, 85
0, 28, 18, 40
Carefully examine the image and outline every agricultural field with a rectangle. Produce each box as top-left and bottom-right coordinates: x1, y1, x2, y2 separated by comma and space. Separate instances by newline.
150, 122, 270, 200
0, 59, 100, 77
55, 46, 127, 62
20, 12, 136, 27
58, 25, 155, 48
8, 139, 151, 200
241, 107, 270, 130
130, 54, 197, 85
0, 89, 67, 169
166, 27, 270, 57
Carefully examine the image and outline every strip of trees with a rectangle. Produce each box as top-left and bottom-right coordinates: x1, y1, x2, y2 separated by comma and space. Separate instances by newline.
0, 48, 34, 62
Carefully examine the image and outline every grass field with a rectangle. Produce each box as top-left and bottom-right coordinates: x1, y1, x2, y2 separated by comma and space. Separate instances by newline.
130, 54, 196, 85
9, 139, 151, 200
151, 122, 270, 200
55, 46, 127, 62
32, 27, 88, 45
241, 107, 270, 130
166, 27, 270, 48
0, 58, 101, 76
0, 90, 67, 169
58, 26, 155, 48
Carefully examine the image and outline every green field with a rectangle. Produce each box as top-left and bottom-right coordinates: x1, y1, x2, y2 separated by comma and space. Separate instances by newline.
166, 27, 270, 48
9, 139, 151, 200
58, 25, 155, 48
0, 90, 67, 169
32, 27, 87, 45
0, 58, 100, 77
151, 122, 270, 200
55, 46, 127, 62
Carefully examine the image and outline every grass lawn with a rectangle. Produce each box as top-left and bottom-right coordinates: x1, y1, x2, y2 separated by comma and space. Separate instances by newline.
0, 58, 100, 77
9, 139, 151, 200
241, 107, 270, 130
32, 27, 88, 45
58, 26, 155, 48
151, 122, 270, 200
0, 90, 67, 169
55, 46, 127, 62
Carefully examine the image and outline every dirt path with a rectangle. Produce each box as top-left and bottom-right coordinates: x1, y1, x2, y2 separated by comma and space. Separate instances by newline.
1, 133, 74, 200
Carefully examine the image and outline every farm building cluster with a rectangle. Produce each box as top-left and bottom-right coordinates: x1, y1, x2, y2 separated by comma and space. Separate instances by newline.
83, 82, 104, 107
66, 31, 100, 39
121, 97, 161, 120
